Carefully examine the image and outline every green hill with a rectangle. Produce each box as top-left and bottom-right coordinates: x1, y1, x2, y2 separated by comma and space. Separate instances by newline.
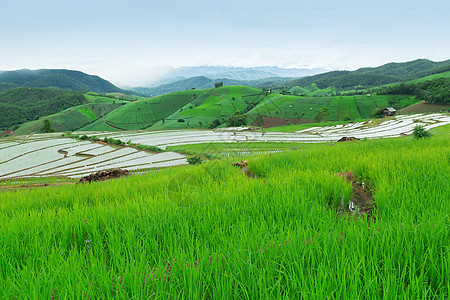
14, 94, 131, 134
81, 86, 420, 131
150, 86, 267, 129
0, 69, 128, 94
81, 89, 205, 131
4, 64, 447, 134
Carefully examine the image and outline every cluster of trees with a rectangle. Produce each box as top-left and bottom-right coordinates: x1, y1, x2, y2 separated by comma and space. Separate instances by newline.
380, 78, 450, 104
0, 87, 86, 129
208, 119, 222, 129
226, 111, 248, 127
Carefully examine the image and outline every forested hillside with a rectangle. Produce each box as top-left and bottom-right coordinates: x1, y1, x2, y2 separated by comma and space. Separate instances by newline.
0, 88, 86, 130
0, 69, 126, 93
283, 59, 450, 90
381, 77, 450, 104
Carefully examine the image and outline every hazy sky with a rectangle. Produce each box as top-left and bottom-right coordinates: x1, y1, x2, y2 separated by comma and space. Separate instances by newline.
1, 0, 449, 86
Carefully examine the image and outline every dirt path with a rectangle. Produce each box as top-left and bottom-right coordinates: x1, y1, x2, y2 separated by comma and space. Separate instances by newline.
0, 182, 74, 190
103, 119, 126, 131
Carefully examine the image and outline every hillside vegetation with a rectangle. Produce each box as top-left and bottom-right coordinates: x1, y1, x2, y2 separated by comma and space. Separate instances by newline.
380, 77, 450, 104
0, 131, 448, 298
13, 93, 138, 134
0, 88, 85, 130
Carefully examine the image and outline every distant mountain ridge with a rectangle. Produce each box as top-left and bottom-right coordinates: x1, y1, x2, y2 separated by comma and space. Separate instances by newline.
137, 66, 326, 87
283, 59, 450, 90
133, 76, 294, 96
134, 59, 450, 96
0, 69, 127, 94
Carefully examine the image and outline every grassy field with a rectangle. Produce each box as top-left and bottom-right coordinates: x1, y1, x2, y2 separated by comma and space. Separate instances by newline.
0, 129, 448, 298
167, 141, 309, 159
248, 94, 416, 124
263, 120, 355, 133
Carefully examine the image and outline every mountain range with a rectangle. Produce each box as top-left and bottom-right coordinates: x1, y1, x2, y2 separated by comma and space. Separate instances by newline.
0, 69, 127, 94
0, 59, 449, 98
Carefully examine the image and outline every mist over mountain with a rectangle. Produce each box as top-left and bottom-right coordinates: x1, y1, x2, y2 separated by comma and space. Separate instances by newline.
137, 66, 326, 87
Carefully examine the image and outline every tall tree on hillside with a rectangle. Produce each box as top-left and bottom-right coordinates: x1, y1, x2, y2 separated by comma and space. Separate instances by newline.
214, 82, 223, 88
226, 111, 248, 127
40, 119, 55, 133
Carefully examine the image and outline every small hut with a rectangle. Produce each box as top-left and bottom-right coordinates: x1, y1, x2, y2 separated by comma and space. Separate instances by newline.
383, 107, 396, 116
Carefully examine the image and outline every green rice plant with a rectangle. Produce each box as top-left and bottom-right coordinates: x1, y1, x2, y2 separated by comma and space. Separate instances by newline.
0, 133, 448, 298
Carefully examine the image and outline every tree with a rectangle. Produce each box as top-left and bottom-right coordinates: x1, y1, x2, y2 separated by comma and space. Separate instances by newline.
40, 119, 55, 133
214, 82, 223, 88
208, 119, 221, 129
372, 107, 384, 118
255, 114, 264, 127
226, 111, 248, 127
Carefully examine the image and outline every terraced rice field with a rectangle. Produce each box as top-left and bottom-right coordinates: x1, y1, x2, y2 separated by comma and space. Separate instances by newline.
2, 114, 448, 180
0, 134, 187, 180
84, 113, 450, 149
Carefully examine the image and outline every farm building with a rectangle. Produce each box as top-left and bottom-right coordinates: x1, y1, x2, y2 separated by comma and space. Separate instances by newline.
383, 107, 397, 116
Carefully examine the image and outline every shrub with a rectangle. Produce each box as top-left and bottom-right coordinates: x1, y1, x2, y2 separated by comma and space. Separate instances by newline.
80, 134, 89, 140
412, 125, 432, 139
135, 144, 164, 152
187, 154, 204, 165
372, 108, 384, 118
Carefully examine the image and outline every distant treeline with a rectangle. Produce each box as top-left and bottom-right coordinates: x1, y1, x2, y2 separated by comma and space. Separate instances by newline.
380, 78, 450, 104
0, 87, 86, 130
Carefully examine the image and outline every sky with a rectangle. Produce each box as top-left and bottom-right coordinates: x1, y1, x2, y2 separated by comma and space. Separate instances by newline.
1, 0, 449, 86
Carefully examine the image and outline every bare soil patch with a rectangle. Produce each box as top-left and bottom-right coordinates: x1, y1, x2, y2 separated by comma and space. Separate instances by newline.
398, 102, 449, 114
337, 137, 360, 142
79, 168, 129, 183
0, 182, 73, 191
232, 160, 256, 178
336, 171, 376, 221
